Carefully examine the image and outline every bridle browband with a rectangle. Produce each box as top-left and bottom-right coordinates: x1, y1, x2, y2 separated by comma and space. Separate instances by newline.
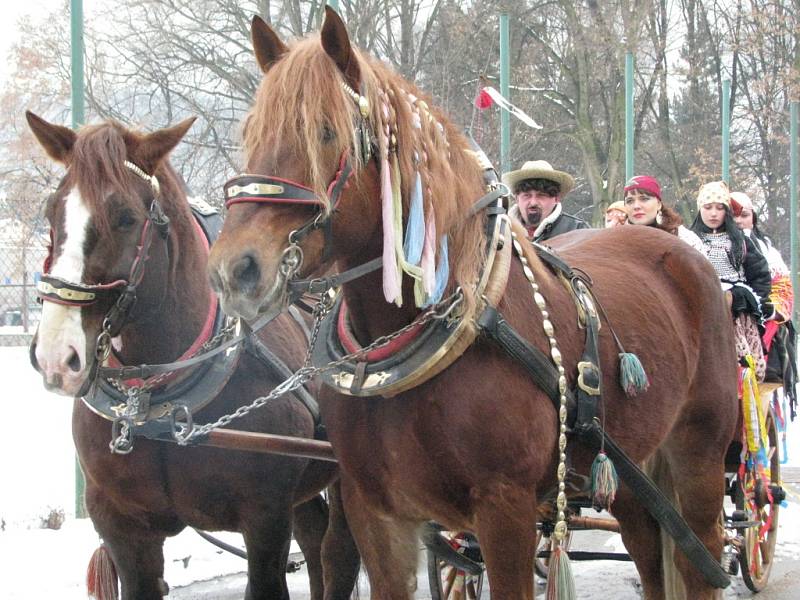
37, 160, 171, 380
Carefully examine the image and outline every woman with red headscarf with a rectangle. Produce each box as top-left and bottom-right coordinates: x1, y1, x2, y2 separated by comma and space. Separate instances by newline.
622, 175, 706, 255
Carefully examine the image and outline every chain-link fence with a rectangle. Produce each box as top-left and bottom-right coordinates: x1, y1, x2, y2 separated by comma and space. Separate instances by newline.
0, 222, 47, 347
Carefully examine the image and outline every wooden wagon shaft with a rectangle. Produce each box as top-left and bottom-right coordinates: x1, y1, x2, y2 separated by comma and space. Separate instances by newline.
567, 515, 620, 533
199, 429, 338, 462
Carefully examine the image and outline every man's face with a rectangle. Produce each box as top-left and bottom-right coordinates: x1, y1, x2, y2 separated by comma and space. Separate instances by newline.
516, 190, 559, 227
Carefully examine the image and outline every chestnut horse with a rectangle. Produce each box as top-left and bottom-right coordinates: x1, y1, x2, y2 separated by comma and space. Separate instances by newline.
26, 112, 359, 600
208, 9, 738, 599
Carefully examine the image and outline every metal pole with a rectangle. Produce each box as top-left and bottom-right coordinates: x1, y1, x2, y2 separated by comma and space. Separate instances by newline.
625, 52, 634, 181
499, 14, 510, 174
71, 0, 87, 519
722, 79, 730, 183
327, 0, 339, 10
791, 101, 798, 326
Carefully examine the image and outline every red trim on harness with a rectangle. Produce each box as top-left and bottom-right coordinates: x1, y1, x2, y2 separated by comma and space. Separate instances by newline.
337, 300, 424, 363
226, 196, 324, 208
107, 217, 218, 387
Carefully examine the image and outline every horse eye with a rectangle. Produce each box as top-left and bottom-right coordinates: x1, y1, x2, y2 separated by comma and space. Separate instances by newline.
321, 125, 336, 143
116, 209, 136, 230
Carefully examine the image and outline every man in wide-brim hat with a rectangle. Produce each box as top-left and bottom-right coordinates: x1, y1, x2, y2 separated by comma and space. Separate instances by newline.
503, 160, 589, 242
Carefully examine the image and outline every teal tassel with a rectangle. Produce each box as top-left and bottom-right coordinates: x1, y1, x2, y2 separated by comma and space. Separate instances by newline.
545, 545, 576, 600
590, 451, 619, 510
403, 171, 425, 265
619, 352, 649, 396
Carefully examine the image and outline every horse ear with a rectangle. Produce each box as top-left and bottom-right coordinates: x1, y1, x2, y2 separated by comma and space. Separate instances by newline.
320, 6, 361, 89
25, 111, 76, 164
251, 15, 288, 74
134, 117, 197, 173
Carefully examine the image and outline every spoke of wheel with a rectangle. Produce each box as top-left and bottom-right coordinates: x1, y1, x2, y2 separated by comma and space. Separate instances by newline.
442, 564, 457, 598
451, 571, 465, 600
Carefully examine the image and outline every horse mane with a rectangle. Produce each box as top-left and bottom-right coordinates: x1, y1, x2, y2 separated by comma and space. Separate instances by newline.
67, 121, 195, 292
243, 35, 487, 309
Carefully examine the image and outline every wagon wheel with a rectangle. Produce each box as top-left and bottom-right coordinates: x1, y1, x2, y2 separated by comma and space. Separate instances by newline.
737, 407, 781, 592
426, 531, 485, 600
534, 526, 573, 580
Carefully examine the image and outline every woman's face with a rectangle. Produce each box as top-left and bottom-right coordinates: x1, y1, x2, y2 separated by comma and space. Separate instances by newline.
734, 208, 754, 230
700, 203, 728, 230
624, 189, 661, 225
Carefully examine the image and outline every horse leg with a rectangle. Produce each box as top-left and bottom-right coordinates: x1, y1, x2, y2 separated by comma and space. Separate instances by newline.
292, 495, 329, 600
472, 486, 538, 600
320, 480, 361, 600
610, 482, 666, 600
661, 443, 728, 600
99, 530, 169, 600
242, 514, 293, 600
340, 477, 417, 600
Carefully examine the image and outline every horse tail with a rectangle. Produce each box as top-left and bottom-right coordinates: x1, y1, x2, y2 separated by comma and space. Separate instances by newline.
645, 451, 688, 600
86, 543, 119, 600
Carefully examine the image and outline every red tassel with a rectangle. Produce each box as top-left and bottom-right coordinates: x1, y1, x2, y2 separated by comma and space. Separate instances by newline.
87, 544, 119, 600
475, 88, 493, 109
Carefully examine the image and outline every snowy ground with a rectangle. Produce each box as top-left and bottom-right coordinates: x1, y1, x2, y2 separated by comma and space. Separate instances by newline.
2, 344, 800, 599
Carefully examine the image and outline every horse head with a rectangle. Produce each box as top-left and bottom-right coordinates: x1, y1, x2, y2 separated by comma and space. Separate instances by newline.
26, 111, 195, 396
208, 7, 485, 324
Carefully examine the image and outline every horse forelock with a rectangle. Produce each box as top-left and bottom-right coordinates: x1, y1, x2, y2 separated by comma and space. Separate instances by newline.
244, 36, 363, 210
61, 122, 192, 294
244, 34, 487, 310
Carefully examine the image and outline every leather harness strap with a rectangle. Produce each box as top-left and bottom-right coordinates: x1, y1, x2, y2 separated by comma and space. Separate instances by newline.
476, 231, 730, 590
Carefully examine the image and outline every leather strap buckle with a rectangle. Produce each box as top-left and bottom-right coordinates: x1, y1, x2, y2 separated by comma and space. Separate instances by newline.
577, 360, 601, 396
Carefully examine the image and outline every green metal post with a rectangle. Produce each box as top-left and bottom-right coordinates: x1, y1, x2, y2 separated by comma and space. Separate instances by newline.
625, 52, 634, 181
499, 14, 510, 175
791, 102, 798, 326
722, 79, 730, 183
71, 0, 87, 519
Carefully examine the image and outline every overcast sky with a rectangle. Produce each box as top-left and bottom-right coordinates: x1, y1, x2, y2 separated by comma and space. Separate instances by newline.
0, 0, 105, 86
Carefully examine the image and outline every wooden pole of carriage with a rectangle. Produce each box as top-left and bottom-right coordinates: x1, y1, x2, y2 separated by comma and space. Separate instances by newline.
791, 101, 798, 327
499, 14, 510, 175
722, 79, 731, 183
71, 0, 87, 519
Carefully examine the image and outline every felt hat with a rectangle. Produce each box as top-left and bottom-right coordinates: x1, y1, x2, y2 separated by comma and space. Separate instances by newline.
730, 191, 754, 216
606, 200, 626, 213
502, 160, 574, 195
696, 181, 731, 210
623, 175, 661, 201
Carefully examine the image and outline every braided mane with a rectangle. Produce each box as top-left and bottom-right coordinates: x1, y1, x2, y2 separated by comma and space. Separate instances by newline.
243, 35, 487, 309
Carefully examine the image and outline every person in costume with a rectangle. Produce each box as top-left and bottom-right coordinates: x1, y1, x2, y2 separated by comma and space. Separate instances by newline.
730, 191, 797, 410
604, 200, 627, 228
689, 181, 773, 381
622, 175, 705, 254
503, 160, 589, 242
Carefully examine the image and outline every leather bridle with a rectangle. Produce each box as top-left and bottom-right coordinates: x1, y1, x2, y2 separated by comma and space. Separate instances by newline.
37, 160, 170, 388
222, 81, 371, 299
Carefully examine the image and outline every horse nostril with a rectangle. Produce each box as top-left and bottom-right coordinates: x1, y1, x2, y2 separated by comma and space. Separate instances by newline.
29, 339, 40, 371
232, 253, 261, 293
67, 348, 82, 372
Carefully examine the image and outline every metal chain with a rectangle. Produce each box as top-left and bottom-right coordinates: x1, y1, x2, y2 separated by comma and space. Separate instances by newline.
172, 290, 463, 445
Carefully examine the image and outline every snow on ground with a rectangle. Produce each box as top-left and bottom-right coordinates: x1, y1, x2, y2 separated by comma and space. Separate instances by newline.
2, 344, 800, 598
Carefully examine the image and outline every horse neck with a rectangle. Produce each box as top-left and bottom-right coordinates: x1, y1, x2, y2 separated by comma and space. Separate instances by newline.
116, 207, 213, 365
